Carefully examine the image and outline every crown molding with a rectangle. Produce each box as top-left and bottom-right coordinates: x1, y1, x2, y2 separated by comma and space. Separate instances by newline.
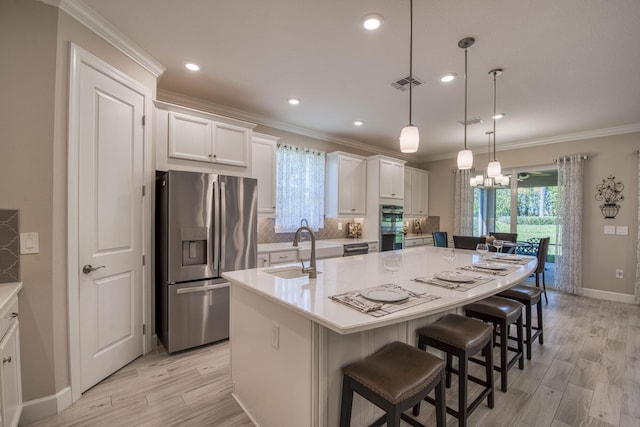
423, 123, 640, 163
156, 89, 413, 161
51, 0, 165, 77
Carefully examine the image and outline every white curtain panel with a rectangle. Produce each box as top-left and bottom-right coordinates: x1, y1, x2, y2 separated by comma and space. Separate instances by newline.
635, 154, 640, 304
453, 169, 473, 235
555, 155, 585, 295
275, 144, 325, 231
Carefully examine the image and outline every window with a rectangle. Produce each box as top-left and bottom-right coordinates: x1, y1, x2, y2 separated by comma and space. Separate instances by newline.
275, 143, 325, 231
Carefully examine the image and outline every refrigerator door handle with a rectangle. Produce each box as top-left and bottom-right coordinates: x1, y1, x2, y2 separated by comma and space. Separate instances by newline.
220, 180, 227, 270
213, 179, 220, 274
175, 282, 230, 294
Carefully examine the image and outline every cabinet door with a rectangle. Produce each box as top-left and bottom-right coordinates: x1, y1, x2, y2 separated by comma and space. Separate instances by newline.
212, 122, 250, 167
379, 160, 404, 199
412, 171, 428, 215
168, 112, 213, 162
338, 157, 366, 215
0, 323, 21, 427
404, 170, 413, 214
252, 137, 277, 215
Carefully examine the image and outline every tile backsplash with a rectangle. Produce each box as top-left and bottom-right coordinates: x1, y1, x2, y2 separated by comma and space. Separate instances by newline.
258, 216, 440, 244
0, 210, 19, 283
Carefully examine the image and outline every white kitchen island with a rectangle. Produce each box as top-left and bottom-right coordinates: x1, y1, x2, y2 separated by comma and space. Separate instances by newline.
223, 245, 537, 427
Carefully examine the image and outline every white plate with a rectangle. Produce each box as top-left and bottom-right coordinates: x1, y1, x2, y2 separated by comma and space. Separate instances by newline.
474, 261, 510, 270
360, 287, 410, 302
434, 271, 476, 283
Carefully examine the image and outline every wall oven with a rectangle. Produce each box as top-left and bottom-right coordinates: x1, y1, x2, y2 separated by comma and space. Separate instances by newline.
380, 204, 404, 251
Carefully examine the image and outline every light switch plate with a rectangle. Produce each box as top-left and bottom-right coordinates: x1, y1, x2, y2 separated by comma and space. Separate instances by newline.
20, 232, 39, 254
616, 226, 628, 235
604, 225, 616, 235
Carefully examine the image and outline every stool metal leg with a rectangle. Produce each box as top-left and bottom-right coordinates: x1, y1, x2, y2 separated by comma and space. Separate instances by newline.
339, 377, 353, 427
459, 356, 468, 427
499, 319, 508, 392
517, 316, 525, 369
525, 303, 533, 360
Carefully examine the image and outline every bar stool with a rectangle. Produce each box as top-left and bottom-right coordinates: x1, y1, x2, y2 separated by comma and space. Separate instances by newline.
415, 314, 494, 427
464, 296, 525, 392
498, 284, 544, 360
340, 341, 446, 427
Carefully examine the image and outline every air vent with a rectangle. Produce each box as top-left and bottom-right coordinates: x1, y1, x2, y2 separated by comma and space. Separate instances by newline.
457, 117, 484, 126
391, 76, 423, 92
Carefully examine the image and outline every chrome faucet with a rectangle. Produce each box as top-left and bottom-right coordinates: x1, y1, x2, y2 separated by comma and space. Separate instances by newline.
292, 226, 317, 278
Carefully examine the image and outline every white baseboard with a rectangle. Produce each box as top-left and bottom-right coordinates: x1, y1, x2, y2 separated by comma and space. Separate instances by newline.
20, 386, 72, 425
581, 287, 636, 304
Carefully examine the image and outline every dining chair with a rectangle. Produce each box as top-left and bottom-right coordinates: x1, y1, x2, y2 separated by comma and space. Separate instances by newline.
432, 232, 448, 248
534, 237, 550, 303
516, 237, 550, 303
452, 235, 486, 250
489, 232, 517, 242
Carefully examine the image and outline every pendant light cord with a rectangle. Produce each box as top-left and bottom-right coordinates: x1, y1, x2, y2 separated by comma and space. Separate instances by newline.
408, 0, 413, 126
492, 71, 497, 161
463, 47, 468, 150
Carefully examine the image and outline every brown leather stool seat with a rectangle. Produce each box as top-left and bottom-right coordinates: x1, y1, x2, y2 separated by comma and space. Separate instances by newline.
416, 314, 494, 427
498, 284, 544, 360
464, 296, 525, 392
340, 341, 446, 427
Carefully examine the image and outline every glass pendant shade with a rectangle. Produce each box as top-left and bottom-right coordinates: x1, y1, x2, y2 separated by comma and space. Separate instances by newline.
399, 125, 419, 153
457, 149, 473, 169
470, 177, 477, 186
487, 161, 502, 177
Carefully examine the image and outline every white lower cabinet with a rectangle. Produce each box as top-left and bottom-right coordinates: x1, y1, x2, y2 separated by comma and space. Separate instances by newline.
0, 295, 21, 427
257, 253, 270, 268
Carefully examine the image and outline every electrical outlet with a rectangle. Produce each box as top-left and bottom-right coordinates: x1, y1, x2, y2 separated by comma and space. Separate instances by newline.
271, 322, 280, 349
616, 269, 624, 279
338, 222, 343, 231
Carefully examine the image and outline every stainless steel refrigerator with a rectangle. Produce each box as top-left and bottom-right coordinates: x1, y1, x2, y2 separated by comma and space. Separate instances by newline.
155, 170, 257, 353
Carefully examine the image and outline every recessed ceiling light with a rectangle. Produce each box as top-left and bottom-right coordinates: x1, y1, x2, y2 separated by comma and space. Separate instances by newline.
440, 73, 457, 83
361, 13, 384, 30
492, 113, 506, 119
354, 120, 364, 126
185, 62, 200, 71
288, 98, 300, 105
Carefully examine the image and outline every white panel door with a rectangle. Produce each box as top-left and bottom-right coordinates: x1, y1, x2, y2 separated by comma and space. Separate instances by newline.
251, 136, 277, 215
78, 61, 144, 392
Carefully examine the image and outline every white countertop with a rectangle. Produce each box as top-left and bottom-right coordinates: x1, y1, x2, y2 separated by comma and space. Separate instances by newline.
224, 246, 537, 335
0, 282, 22, 309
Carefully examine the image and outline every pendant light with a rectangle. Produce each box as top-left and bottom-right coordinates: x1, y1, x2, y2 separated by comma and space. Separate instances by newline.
456, 37, 475, 169
484, 130, 494, 187
399, 0, 419, 153
486, 68, 503, 177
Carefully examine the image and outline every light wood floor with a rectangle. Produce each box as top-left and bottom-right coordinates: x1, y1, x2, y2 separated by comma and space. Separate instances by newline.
26, 287, 640, 427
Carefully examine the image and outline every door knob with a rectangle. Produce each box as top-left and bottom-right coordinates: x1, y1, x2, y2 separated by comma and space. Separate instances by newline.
82, 264, 105, 274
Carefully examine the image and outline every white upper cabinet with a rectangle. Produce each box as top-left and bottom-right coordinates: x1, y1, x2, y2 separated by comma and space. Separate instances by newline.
212, 121, 251, 167
325, 152, 367, 217
252, 133, 279, 216
378, 158, 404, 199
168, 112, 213, 162
404, 166, 429, 216
157, 101, 255, 173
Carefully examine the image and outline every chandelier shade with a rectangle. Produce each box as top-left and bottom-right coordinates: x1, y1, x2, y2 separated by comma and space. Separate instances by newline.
400, 125, 419, 153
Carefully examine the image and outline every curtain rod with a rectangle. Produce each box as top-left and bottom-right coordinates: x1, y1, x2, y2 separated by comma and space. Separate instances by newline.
553, 154, 588, 163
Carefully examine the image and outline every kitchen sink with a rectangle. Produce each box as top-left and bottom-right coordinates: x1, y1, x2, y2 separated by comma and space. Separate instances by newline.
265, 266, 321, 279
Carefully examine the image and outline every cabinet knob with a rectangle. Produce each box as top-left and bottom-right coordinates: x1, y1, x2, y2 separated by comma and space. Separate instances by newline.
209, 154, 213, 158
7, 312, 17, 320
3, 357, 11, 364
351, 208, 355, 211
